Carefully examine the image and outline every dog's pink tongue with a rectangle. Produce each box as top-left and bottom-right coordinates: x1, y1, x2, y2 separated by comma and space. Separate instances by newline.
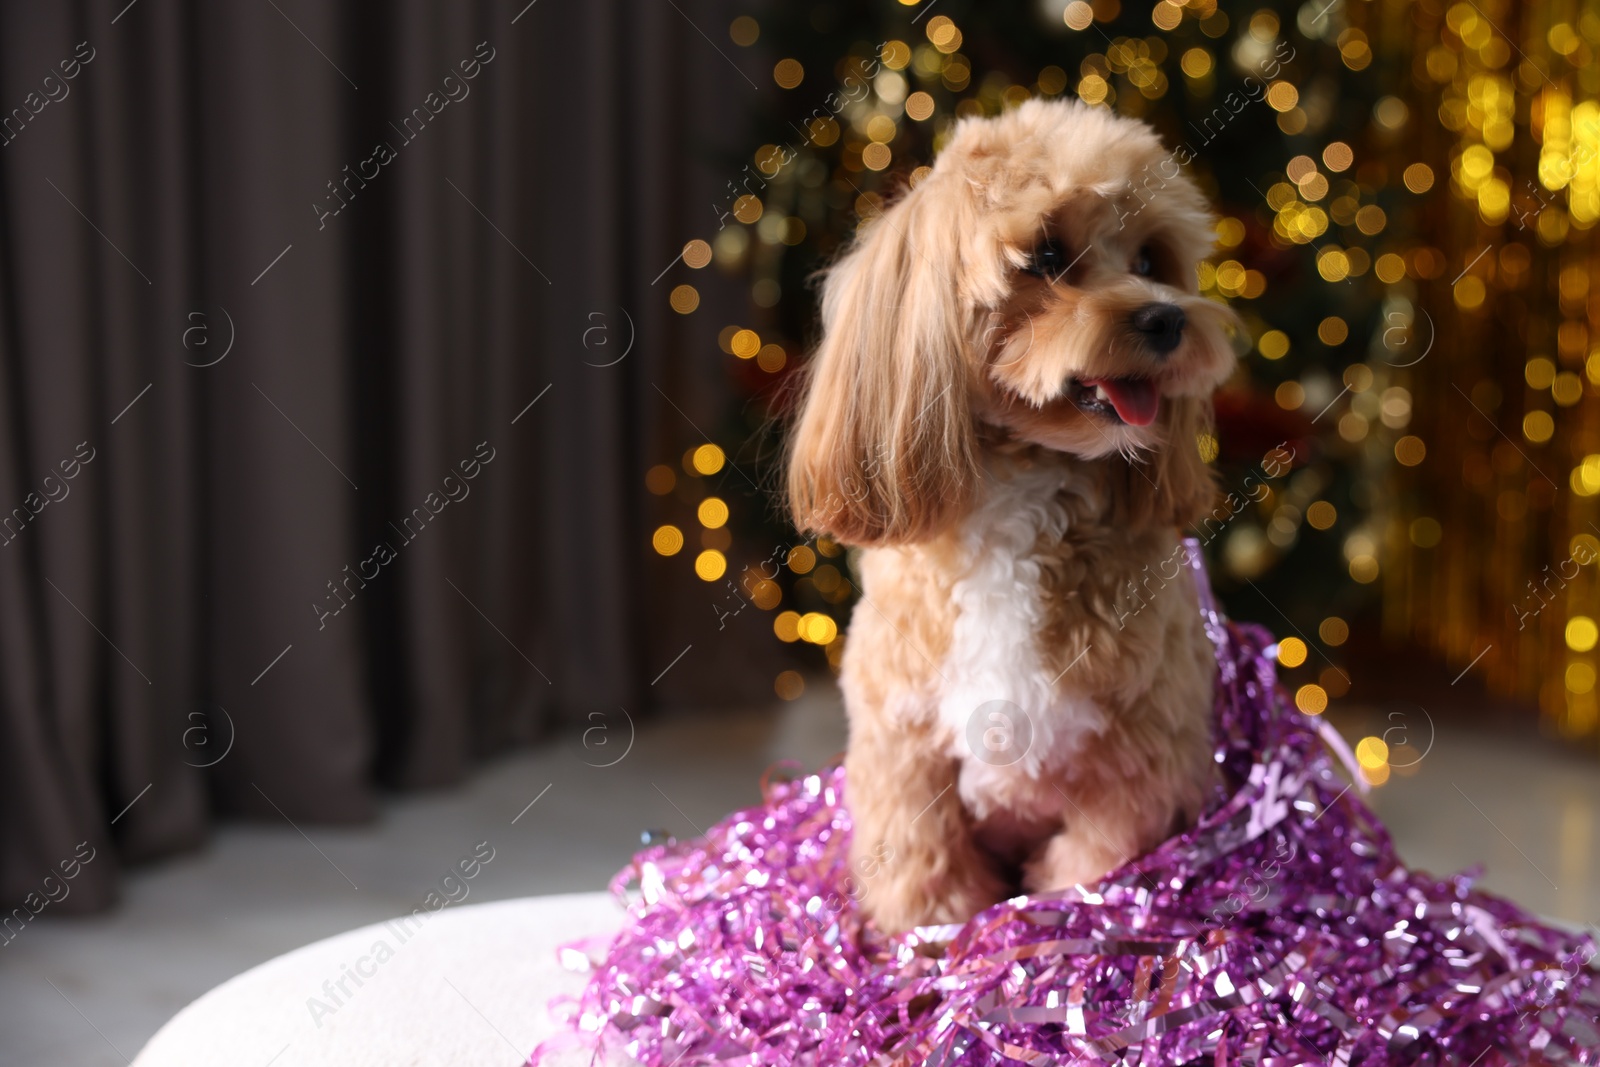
1086, 378, 1160, 426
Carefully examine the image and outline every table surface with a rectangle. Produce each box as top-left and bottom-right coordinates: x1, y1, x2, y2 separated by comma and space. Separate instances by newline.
131, 891, 636, 1067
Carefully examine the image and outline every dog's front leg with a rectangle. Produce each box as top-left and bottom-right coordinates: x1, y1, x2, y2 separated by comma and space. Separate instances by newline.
1022, 781, 1174, 894
845, 713, 1006, 934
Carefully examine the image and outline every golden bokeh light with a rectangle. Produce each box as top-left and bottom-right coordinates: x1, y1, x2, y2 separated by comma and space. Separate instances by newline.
691, 444, 725, 475
772, 58, 804, 89
694, 549, 727, 582
1410, 517, 1443, 548
1566, 662, 1595, 695
1277, 637, 1308, 668
1317, 248, 1350, 282
925, 15, 961, 52
1349, 555, 1379, 583
749, 579, 781, 611
1342, 31, 1375, 72
1389, 744, 1418, 774
1553, 372, 1584, 406
697, 497, 728, 529
754, 146, 780, 174
1077, 73, 1108, 105
1401, 163, 1440, 195
651, 525, 684, 556
1152, 2, 1183, 30
1258, 329, 1290, 360
1572, 455, 1600, 496
808, 117, 840, 147
1295, 684, 1329, 714
669, 284, 699, 314
681, 239, 712, 269
1180, 47, 1212, 78
757, 344, 787, 373
1567, 616, 1598, 653
1037, 65, 1068, 95
645, 465, 676, 495
1338, 412, 1369, 442
866, 115, 896, 143
728, 16, 758, 46
1373, 95, 1407, 128
812, 564, 841, 595
1320, 617, 1349, 646
733, 195, 762, 224
730, 329, 760, 359
1247, 10, 1279, 38
799, 612, 838, 644
774, 611, 801, 643
1266, 81, 1299, 111
1454, 275, 1486, 309
775, 670, 805, 701
1522, 410, 1555, 443
1215, 259, 1247, 294
1525, 356, 1556, 388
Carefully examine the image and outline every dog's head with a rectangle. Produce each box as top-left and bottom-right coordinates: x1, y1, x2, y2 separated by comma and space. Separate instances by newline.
787, 99, 1240, 545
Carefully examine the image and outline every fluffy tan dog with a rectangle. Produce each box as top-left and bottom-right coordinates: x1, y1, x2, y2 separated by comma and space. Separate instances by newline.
786, 99, 1240, 933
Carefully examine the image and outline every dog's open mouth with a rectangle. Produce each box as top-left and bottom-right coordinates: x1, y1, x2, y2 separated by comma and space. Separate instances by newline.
1067, 377, 1159, 426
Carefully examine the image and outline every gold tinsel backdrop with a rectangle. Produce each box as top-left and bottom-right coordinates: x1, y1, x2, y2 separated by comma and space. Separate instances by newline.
1387, 1, 1600, 744
643, 0, 1600, 768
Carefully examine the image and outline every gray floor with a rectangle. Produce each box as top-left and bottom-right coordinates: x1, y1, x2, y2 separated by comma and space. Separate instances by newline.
4, 687, 1598, 1067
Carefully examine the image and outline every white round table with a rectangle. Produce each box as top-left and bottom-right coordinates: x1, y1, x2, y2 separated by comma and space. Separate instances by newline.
132, 892, 637, 1067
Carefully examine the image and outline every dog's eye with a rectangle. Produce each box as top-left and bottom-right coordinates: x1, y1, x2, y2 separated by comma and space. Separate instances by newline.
1024, 239, 1068, 279
1133, 246, 1155, 277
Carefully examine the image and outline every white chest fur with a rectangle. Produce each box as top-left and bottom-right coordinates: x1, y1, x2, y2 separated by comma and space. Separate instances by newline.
936, 464, 1112, 820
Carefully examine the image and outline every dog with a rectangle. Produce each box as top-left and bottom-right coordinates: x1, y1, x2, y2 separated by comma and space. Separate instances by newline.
785, 99, 1241, 934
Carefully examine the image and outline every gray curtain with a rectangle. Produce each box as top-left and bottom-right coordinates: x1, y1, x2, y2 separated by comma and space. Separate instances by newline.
0, 0, 764, 913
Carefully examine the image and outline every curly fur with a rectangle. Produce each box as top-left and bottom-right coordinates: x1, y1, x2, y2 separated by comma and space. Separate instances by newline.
786, 100, 1241, 933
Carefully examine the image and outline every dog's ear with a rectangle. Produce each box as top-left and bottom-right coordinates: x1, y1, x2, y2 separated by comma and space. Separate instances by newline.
786, 191, 978, 545
1113, 395, 1219, 530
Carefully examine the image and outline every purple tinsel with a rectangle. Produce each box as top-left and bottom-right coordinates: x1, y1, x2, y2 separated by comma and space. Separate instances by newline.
535, 552, 1600, 1066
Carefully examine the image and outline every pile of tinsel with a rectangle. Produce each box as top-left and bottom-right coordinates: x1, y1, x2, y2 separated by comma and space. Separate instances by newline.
533, 564, 1599, 1065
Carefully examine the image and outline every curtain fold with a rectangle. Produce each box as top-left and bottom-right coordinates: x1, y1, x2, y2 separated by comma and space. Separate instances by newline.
0, 0, 759, 915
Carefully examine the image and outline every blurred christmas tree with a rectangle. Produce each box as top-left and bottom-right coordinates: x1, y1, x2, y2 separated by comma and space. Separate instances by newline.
650, 0, 1600, 753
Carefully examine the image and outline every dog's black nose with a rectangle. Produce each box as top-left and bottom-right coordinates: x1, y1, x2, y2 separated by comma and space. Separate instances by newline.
1132, 303, 1186, 354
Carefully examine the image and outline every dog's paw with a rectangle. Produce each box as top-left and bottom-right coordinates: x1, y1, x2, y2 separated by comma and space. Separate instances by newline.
860, 861, 1007, 934
1021, 832, 1123, 894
